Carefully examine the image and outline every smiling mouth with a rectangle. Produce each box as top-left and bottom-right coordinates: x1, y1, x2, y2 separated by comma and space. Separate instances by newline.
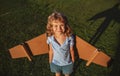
57, 31, 63, 32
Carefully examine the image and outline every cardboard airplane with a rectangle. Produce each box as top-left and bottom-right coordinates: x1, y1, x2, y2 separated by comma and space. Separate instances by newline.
9, 33, 111, 67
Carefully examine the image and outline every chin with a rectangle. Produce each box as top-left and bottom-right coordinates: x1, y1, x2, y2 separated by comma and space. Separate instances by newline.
56, 32, 63, 34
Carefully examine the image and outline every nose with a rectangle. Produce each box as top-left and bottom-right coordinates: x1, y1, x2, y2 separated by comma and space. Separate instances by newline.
58, 26, 62, 31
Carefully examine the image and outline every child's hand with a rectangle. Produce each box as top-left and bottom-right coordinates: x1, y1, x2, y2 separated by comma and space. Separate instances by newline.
49, 60, 51, 63
72, 58, 75, 63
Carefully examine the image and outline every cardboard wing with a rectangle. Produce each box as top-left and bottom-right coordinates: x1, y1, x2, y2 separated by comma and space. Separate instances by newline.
9, 34, 48, 61
76, 36, 111, 67
9, 33, 111, 67
9, 44, 32, 61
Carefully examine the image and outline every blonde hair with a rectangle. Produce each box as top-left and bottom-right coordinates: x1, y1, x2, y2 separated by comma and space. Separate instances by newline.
46, 11, 72, 37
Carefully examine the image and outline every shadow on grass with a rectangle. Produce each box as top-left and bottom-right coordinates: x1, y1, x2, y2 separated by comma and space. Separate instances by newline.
86, 3, 120, 76
109, 30, 120, 76
87, 3, 120, 45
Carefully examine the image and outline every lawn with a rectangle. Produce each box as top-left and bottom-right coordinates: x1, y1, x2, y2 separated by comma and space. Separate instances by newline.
0, 0, 120, 76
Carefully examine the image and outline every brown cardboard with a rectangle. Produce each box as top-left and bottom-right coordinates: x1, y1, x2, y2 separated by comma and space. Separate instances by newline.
92, 51, 111, 67
9, 44, 32, 61
76, 36, 111, 67
26, 33, 48, 56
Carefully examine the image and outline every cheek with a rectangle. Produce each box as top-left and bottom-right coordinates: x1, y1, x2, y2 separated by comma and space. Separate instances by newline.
52, 27, 56, 32
62, 26, 65, 31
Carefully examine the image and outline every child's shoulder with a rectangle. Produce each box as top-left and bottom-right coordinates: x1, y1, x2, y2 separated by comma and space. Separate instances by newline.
47, 35, 54, 44
47, 35, 54, 40
68, 34, 75, 40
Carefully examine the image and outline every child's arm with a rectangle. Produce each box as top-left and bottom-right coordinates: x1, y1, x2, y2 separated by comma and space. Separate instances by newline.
70, 46, 75, 63
49, 44, 53, 63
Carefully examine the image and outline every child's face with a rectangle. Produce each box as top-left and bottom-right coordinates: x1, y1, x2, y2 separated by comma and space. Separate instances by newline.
51, 20, 65, 35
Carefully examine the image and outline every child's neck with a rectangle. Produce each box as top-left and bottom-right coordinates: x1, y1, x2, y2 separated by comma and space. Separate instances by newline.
54, 33, 66, 38
54, 33, 67, 46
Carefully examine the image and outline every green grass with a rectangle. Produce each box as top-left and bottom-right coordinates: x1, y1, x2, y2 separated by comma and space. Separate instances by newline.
0, 0, 120, 76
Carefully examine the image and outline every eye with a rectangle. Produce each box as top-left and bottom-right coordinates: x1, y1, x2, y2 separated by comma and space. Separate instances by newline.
60, 25, 64, 26
53, 25, 58, 28
60, 24, 64, 27
55, 25, 58, 27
